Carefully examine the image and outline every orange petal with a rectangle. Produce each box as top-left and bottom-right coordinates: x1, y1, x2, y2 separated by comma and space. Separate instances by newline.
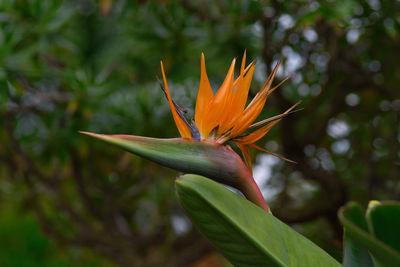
219, 64, 255, 134
231, 50, 248, 117
195, 53, 213, 137
160, 61, 192, 139
231, 64, 256, 118
201, 58, 236, 138
230, 62, 281, 137
240, 50, 246, 74
235, 101, 301, 144
235, 142, 252, 173
235, 120, 279, 144
233, 60, 255, 87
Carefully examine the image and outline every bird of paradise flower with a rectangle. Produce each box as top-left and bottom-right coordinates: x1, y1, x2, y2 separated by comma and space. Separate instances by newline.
82, 52, 300, 212
159, 52, 300, 171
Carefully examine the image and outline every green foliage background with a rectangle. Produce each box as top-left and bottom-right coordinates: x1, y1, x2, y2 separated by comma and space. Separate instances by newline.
0, 0, 399, 266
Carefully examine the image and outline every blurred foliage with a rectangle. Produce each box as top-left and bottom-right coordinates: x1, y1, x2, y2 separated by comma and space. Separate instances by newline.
0, 0, 399, 266
339, 201, 400, 267
0, 186, 115, 267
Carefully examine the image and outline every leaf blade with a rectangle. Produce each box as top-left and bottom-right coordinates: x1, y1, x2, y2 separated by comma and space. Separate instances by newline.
176, 174, 341, 267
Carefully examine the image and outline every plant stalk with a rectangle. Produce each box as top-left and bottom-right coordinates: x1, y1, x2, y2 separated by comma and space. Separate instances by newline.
237, 167, 270, 212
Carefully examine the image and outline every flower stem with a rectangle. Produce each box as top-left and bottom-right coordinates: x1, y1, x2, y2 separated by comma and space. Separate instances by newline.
238, 168, 270, 212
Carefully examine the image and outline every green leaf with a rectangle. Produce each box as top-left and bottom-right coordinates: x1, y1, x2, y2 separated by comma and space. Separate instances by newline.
80, 132, 249, 188
339, 202, 400, 267
175, 174, 341, 267
366, 201, 400, 253
339, 202, 373, 267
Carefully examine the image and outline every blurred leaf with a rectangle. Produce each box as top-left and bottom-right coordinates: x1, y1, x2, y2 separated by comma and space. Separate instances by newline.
175, 174, 341, 267
339, 202, 400, 267
339, 202, 374, 267
366, 201, 400, 253
0, 201, 115, 267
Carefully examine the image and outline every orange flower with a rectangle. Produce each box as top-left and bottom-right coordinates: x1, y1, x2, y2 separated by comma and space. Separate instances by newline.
160, 52, 300, 171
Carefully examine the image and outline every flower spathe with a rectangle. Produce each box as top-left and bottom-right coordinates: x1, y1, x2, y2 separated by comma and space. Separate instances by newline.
160, 52, 300, 171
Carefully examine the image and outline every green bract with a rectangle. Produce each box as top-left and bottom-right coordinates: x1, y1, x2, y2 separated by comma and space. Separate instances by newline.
80, 132, 249, 188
